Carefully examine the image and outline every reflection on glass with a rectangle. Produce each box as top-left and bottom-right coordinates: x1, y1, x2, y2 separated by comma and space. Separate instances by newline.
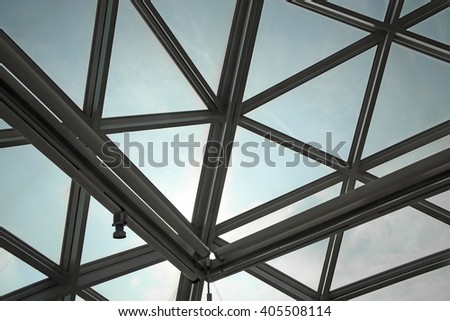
108, 124, 210, 220
81, 197, 146, 264
267, 239, 329, 290
329, 0, 389, 20
353, 266, 450, 300
332, 207, 450, 289
204, 271, 294, 301
248, 48, 375, 161
368, 135, 450, 177
426, 190, 450, 211
217, 126, 334, 223
0, 249, 46, 296
152, 0, 236, 91
0, 118, 11, 130
103, 0, 206, 117
244, 0, 367, 100
363, 44, 450, 157
93, 261, 179, 300
410, 7, 450, 45
401, 0, 429, 17
0, 0, 96, 107
0, 145, 71, 262
221, 183, 342, 242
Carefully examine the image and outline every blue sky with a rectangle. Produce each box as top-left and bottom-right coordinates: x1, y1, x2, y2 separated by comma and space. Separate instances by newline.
1, 0, 449, 300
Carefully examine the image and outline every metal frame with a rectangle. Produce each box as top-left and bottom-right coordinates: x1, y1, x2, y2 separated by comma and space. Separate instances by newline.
1, 0, 449, 301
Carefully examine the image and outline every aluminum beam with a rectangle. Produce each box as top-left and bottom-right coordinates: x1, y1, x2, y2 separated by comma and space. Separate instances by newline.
131, 0, 221, 114
77, 288, 108, 301
0, 128, 28, 147
211, 148, 450, 280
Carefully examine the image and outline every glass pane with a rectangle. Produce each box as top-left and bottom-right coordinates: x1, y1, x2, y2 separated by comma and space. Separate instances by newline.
354, 266, 450, 300
0, 144, 71, 262
152, 0, 236, 91
221, 183, 342, 242
75, 295, 84, 301
267, 239, 329, 290
410, 7, 450, 45
217, 126, 335, 223
332, 207, 450, 289
426, 190, 450, 210
244, 0, 367, 100
363, 44, 450, 157
108, 124, 210, 220
0, 118, 11, 130
248, 48, 375, 161
204, 272, 294, 301
103, 0, 207, 117
0, 249, 46, 296
0, 0, 96, 108
329, 0, 389, 20
93, 261, 179, 301
81, 197, 146, 264
368, 135, 450, 177
401, 0, 430, 17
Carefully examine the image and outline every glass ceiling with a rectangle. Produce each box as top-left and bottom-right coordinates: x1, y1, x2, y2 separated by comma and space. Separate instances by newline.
0, 0, 449, 302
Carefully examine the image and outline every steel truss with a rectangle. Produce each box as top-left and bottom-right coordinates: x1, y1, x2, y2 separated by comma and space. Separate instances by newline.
1, 0, 449, 301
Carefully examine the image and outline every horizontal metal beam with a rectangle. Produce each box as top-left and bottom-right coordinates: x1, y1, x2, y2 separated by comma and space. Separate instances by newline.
399, 1, 450, 29
239, 117, 350, 174
0, 128, 28, 147
77, 288, 109, 301
216, 172, 343, 236
211, 148, 450, 279
0, 227, 66, 284
329, 249, 450, 300
101, 110, 221, 134
0, 279, 62, 301
131, 0, 221, 114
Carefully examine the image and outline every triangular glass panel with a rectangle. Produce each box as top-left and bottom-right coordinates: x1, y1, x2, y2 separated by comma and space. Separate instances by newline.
426, 190, 450, 211
103, 0, 207, 117
81, 197, 146, 264
363, 44, 450, 157
152, 0, 236, 91
328, 0, 389, 20
410, 7, 450, 45
108, 124, 210, 220
0, 0, 96, 108
217, 126, 334, 223
0, 248, 47, 296
368, 135, 450, 177
204, 271, 294, 301
75, 295, 85, 301
0, 144, 71, 263
248, 48, 376, 161
244, 0, 367, 100
401, 0, 430, 17
332, 207, 450, 289
353, 265, 450, 300
0, 118, 11, 130
93, 261, 179, 300
267, 239, 329, 291
221, 183, 342, 242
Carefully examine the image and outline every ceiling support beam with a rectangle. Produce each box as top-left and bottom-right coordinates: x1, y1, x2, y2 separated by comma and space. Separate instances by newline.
77, 288, 108, 301
210, 147, 450, 280
176, 0, 264, 300
329, 249, 450, 300
0, 128, 27, 147
131, 0, 221, 114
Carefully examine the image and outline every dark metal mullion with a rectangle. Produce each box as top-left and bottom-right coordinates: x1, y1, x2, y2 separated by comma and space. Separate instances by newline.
210, 148, 450, 279
0, 279, 58, 301
101, 110, 221, 134
131, 0, 221, 114
394, 30, 450, 63
399, 1, 450, 29
0, 227, 66, 284
0, 128, 28, 147
329, 249, 450, 301
288, 0, 387, 33
241, 33, 383, 114
239, 117, 351, 174
216, 172, 343, 236
77, 288, 108, 301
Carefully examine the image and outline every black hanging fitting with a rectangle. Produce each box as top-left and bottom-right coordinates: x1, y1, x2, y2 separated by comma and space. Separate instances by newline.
112, 210, 128, 239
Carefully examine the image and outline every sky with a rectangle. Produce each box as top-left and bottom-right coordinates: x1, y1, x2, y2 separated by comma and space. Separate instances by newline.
1, 0, 450, 300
